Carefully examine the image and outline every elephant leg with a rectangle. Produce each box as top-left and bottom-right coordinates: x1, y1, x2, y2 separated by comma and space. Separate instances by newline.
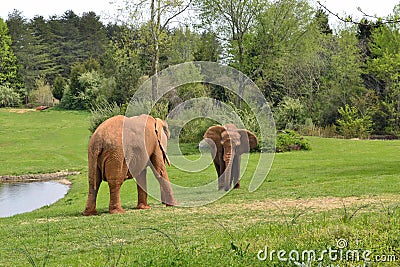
218, 154, 226, 191
232, 156, 241, 189
83, 166, 102, 216
150, 155, 177, 206
213, 159, 224, 191
108, 180, 125, 214
136, 169, 150, 210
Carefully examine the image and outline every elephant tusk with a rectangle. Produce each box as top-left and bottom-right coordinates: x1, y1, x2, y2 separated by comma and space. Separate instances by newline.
159, 141, 171, 166
155, 123, 171, 166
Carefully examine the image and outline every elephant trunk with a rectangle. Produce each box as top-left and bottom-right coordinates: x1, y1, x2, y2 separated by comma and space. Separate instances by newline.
223, 145, 234, 191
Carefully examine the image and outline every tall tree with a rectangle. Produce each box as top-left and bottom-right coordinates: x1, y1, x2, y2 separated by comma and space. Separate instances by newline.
0, 17, 19, 89
196, 0, 263, 105
366, 5, 400, 133
118, 0, 192, 98
246, 0, 315, 103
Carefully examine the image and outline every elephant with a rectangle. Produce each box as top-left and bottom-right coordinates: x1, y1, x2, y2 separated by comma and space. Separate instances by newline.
203, 124, 258, 191
83, 114, 177, 216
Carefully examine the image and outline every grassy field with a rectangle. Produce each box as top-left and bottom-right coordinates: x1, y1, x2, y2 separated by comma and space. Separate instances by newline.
0, 108, 399, 266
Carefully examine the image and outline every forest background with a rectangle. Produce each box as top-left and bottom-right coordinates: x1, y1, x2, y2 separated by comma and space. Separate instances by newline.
1, 0, 399, 139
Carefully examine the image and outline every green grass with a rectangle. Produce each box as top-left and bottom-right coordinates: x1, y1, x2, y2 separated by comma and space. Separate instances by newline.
0, 108, 399, 266
0, 108, 90, 175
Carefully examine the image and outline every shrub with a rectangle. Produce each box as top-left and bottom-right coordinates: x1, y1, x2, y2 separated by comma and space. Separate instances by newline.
0, 84, 20, 107
276, 130, 311, 152
336, 104, 372, 139
52, 75, 65, 101
30, 76, 55, 106
169, 118, 216, 144
89, 101, 123, 133
274, 97, 306, 130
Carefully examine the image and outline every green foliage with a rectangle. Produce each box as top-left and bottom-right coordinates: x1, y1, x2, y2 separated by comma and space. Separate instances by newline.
366, 19, 400, 134
0, 84, 21, 107
6, 10, 109, 99
276, 130, 311, 152
89, 101, 123, 133
0, 17, 19, 90
52, 75, 66, 101
274, 97, 306, 130
336, 104, 372, 139
171, 118, 215, 144
3, 0, 400, 136
60, 59, 118, 110
28, 75, 56, 107
193, 31, 221, 62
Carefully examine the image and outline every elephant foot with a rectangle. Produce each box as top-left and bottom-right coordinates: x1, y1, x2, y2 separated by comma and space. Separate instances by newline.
136, 203, 151, 210
109, 207, 125, 214
83, 209, 98, 216
163, 200, 178, 207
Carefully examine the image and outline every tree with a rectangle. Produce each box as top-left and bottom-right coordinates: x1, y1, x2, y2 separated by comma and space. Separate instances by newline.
193, 31, 221, 62
245, 0, 316, 104
0, 85, 20, 107
366, 6, 400, 133
118, 0, 192, 98
0, 17, 19, 91
336, 104, 372, 139
196, 0, 263, 105
78, 12, 108, 58
314, 9, 332, 35
52, 75, 66, 101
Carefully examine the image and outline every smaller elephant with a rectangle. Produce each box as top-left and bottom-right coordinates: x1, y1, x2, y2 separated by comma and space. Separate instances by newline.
204, 124, 258, 191
83, 114, 176, 216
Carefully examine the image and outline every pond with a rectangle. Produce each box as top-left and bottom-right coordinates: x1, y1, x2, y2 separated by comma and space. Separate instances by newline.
0, 181, 70, 218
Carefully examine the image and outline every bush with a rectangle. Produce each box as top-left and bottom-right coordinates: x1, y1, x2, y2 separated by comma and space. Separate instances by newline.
89, 101, 123, 133
52, 75, 65, 101
276, 130, 311, 152
169, 118, 216, 144
0, 85, 20, 107
274, 97, 306, 130
30, 76, 55, 106
336, 104, 372, 139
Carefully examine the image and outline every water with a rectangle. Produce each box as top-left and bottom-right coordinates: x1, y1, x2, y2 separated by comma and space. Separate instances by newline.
0, 181, 70, 218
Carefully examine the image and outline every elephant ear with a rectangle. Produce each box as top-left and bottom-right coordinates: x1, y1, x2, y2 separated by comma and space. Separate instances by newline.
203, 125, 226, 149
237, 129, 258, 155
203, 125, 226, 158
162, 120, 170, 139
155, 118, 171, 166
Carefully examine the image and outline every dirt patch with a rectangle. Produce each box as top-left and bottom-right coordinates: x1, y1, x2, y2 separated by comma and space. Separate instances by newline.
0, 170, 80, 183
233, 195, 400, 212
4, 108, 36, 114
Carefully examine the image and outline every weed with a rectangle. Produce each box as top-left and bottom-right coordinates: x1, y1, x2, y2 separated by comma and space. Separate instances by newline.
98, 218, 124, 267
14, 218, 55, 267
340, 200, 369, 223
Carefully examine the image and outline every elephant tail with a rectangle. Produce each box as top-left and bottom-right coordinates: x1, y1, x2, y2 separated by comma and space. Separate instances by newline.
88, 145, 103, 191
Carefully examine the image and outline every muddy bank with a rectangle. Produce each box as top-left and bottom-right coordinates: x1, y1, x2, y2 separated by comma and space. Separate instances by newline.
0, 171, 80, 183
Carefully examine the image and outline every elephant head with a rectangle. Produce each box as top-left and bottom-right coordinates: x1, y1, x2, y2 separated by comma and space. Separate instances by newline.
204, 124, 258, 191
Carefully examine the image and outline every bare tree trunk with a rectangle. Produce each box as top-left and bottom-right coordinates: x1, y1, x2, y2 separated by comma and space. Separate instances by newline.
150, 0, 161, 100
236, 38, 244, 108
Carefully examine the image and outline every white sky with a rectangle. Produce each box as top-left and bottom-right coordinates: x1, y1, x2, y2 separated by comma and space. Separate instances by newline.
0, 0, 398, 23
314, 0, 399, 20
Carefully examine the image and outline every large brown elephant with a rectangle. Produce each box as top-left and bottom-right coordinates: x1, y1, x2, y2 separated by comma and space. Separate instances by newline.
83, 114, 177, 216
204, 124, 258, 191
